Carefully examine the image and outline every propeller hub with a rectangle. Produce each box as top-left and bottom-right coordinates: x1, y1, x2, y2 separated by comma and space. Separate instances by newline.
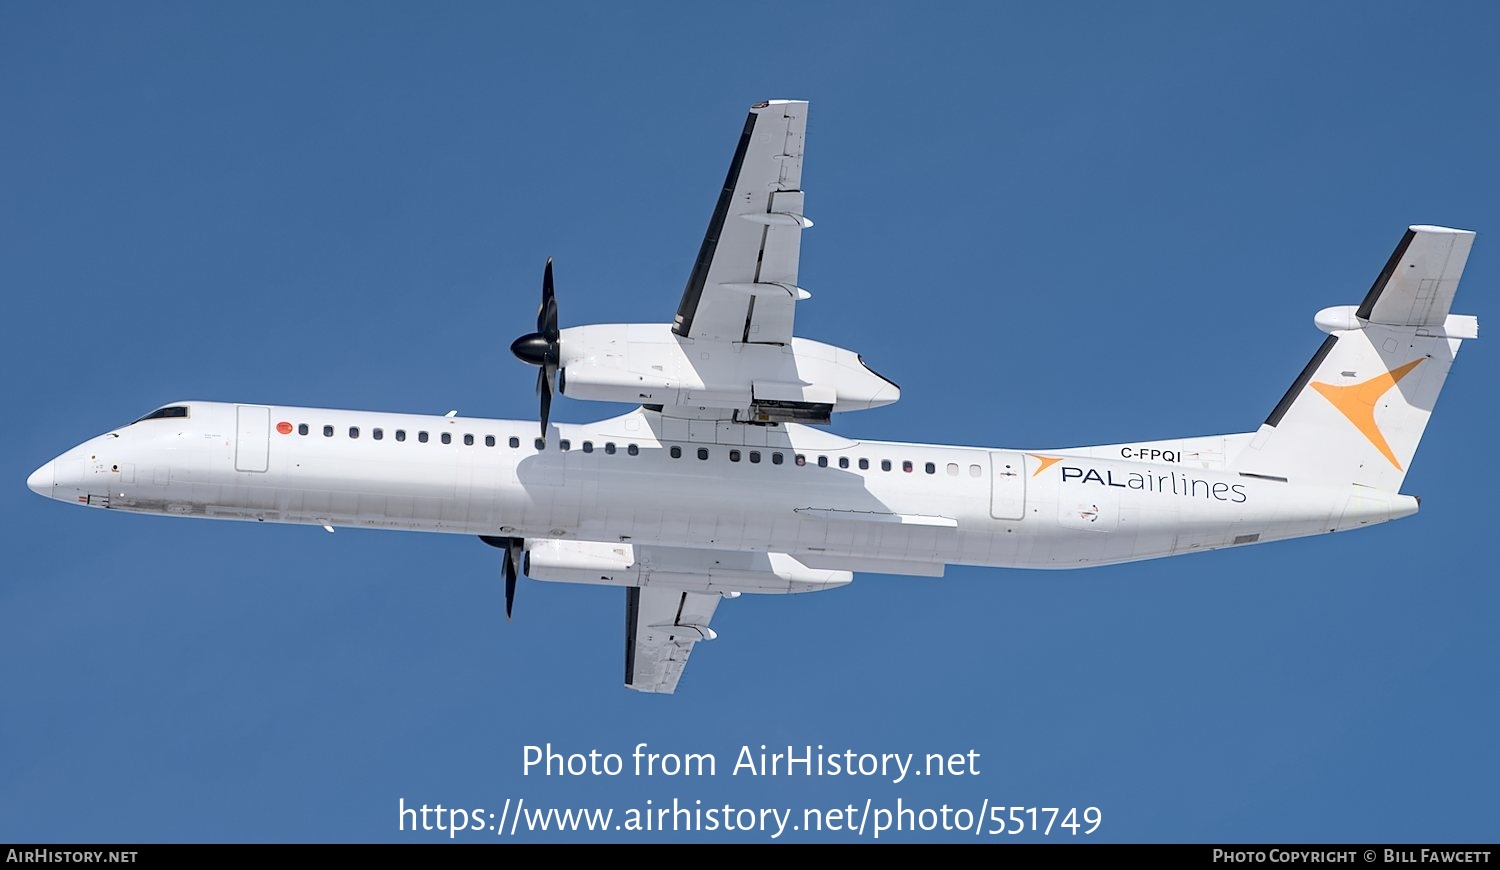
511, 333, 550, 366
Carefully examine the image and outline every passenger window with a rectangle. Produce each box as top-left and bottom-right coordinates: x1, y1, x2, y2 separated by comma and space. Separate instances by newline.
298, 423, 309, 436
463, 434, 474, 446
535, 438, 545, 450
817, 456, 828, 468
730, 449, 741, 462
881, 459, 892, 472
509, 436, 519, 448
560, 439, 571, 451
925, 462, 936, 474
324, 425, 334, 437
396, 430, 406, 442
373, 428, 384, 441
605, 442, 617, 455
437, 432, 449, 444
902, 460, 913, 473
350, 427, 360, 439
947, 463, 959, 476
772, 452, 784, 465
969, 464, 982, 477
839, 457, 849, 469
794, 454, 806, 466
627, 444, 639, 456
749, 451, 761, 464
485, 435, 495, 447
696, 448, 708, 460
418, 431, 429, 443
670, 446, 682, 459
582, 441, 593, 453
858, 458, 869, 470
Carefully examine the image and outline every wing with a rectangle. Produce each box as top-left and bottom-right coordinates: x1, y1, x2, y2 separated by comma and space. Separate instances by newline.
606, 541, 853, 693
522, 536, 853, 693
624, 587, 721, 694
673, 100, 810, 345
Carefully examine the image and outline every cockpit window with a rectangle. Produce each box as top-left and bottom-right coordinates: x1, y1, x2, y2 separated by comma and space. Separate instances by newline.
134, 405, 189, 423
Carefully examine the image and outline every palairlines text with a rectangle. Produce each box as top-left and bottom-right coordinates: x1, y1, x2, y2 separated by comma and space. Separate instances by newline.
1060, 466, 1248, 503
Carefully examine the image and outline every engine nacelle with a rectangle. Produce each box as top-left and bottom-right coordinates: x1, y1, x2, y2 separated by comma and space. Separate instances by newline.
554, 323, 898, 422
524, 539, 635, 585
525, 539, 852, 594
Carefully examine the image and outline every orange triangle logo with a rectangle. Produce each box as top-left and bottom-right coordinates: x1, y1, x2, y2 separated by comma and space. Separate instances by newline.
1029, 454, 1063, 477
1309, 358, 1424, 470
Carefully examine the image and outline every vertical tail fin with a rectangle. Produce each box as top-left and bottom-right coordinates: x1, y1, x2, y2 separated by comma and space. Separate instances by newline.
1231, 226, 1478, 491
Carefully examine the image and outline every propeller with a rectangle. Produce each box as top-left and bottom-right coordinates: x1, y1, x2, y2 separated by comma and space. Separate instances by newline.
510, 258, 561, 444
479, 535, 524, 620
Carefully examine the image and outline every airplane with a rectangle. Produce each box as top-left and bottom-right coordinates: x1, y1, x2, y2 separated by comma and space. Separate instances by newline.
26, 99, 1480, 694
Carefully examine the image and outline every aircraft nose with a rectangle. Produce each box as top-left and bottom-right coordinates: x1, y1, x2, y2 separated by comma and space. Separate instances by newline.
27, 461, 55, 497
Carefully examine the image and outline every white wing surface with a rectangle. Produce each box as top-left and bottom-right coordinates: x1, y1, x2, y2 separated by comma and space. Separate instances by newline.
672, 100, 810, 345
624, 587, 722, 694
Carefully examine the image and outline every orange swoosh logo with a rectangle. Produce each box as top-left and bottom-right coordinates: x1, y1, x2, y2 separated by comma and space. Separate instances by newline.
1029, 454, 1063, 477
1309, 358, 1424, 470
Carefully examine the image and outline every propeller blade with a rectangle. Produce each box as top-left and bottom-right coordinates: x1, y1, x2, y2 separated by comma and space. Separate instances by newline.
539, 372, 552, 439
480, 535, 524, 622
515, 257, 560, 443
544, 359, 559, 397
538, 258, 555, 334
540, 295, 558, 342
503, 544, 518, 621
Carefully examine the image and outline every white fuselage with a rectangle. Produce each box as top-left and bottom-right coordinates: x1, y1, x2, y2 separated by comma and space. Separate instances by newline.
27, 401, 1416, 583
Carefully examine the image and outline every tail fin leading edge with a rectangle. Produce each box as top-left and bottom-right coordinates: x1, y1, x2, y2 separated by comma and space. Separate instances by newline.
1231, 226, 1478, 492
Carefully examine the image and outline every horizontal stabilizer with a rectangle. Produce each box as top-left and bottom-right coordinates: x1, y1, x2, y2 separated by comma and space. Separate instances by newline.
1356, 225, 1474, 328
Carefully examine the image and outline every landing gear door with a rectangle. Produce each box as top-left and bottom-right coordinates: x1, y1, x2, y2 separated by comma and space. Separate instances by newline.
989, 451, 1026, 520
235, 405, 271, 472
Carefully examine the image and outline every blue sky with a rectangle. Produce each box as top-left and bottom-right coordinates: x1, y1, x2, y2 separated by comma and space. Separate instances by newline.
3, 2, 1496, 843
